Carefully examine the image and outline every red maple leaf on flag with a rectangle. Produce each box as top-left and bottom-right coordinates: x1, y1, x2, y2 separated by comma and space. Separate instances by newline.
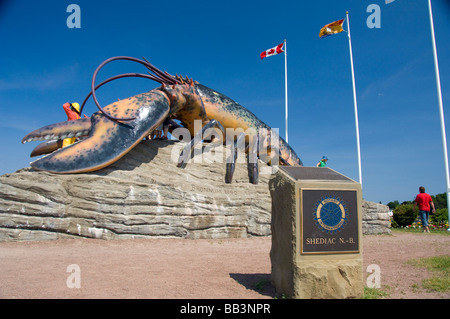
260, 43, 284, 59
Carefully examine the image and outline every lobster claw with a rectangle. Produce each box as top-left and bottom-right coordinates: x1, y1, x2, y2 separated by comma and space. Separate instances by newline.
23, 118, 91, 157
22, 92, 170, 173
30, 140, 64, 157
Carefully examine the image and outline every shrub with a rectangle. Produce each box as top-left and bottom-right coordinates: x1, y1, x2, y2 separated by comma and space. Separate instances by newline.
390, 219, 398, 228
431, 208, 448, 224
393, 204, 417, 227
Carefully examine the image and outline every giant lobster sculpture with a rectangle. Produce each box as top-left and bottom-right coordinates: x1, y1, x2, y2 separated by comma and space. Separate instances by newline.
22, 56, 302, 183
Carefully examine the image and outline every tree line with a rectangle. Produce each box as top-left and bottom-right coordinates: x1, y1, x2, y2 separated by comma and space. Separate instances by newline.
387, 192, 447, 210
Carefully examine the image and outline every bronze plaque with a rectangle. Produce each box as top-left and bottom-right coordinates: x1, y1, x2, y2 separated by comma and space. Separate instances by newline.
301, 189, 359, 254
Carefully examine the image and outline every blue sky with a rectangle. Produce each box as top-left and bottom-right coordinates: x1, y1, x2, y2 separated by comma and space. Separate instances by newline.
1, 0, 449, 205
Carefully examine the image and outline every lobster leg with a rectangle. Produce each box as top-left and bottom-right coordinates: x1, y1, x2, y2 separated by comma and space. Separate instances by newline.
177, 119, 225, 169
248, 133, 259, 184
178, 120, 259, 184
225, 132, 245, 183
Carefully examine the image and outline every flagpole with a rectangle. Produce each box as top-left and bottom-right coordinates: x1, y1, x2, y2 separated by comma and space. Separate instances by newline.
428, 0, 450, 231
284, 39, 288, 143
346, 11, 362, 187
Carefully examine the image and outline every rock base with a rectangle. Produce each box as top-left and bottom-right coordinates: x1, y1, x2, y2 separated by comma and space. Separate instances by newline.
0, 140, 271, 241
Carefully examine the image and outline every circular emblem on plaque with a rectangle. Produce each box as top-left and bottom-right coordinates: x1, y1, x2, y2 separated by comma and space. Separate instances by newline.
314, 196, 348, 234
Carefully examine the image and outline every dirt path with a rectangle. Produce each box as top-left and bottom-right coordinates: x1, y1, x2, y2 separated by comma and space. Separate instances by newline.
0, 232, 448, 299
363, 232, 449, 299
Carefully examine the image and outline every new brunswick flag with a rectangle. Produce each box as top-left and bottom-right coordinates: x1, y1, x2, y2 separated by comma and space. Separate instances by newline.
319, 18, 345, 38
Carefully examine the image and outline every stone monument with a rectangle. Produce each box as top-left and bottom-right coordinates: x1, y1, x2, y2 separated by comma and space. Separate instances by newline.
269, 166, 363, 299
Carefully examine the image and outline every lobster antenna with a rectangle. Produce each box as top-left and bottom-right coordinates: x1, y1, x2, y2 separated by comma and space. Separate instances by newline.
79, 72, 162, 116
141, 56, 181, 85
90, 56, 182, 122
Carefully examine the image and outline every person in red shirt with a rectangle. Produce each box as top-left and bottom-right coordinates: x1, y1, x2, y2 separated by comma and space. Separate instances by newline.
414, 186, 436, 233
62, 102, 87, 147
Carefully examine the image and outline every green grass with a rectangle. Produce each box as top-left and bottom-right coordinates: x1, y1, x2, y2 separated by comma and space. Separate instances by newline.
407, 255, 450, 293
391, 228, 450, 236
363, 286, 390, 299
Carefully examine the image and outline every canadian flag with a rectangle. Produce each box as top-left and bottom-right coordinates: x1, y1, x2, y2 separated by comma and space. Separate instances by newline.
260, 43, 284, 59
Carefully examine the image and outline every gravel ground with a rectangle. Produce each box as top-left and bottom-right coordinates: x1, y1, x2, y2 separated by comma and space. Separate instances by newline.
0, 231, 448, 299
